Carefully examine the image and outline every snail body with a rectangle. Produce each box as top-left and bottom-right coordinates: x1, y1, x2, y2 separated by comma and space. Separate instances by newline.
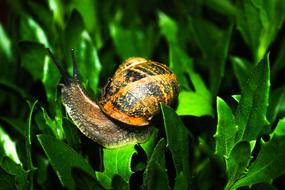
47, 49, 179, 148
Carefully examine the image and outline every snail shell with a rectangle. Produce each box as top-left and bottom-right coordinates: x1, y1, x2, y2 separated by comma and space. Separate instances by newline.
47, 49, 179, 148
99, 57, 179, 126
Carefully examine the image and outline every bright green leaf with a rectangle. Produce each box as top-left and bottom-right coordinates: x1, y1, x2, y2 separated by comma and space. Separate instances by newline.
170, 47, 213, 117
37, 134, 95, 190
235, 54, 270, 141
0, 24, 12, 58
159, 13, 213, 117
215, 97, 238, 157
0, 127, 21, 164
96, 144, 136, 189
231, 118, 285, 189
140, 128, 158, 159
225, 141, 251, 190
158, 11, 178, 44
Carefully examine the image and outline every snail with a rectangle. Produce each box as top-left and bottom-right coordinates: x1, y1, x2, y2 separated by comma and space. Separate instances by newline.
47, 49, 179, 148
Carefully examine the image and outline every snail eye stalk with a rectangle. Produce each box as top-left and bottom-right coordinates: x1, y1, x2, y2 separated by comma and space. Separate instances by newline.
71, 49, 79, 80
47, 48, 71, 84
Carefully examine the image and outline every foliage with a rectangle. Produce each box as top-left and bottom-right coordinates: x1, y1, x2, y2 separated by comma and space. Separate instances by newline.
1, 0, 285, 189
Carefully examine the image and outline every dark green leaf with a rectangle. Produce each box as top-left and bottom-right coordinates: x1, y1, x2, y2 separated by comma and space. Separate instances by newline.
0, 117, 25, 136
231, 57, 254, 91
0, 167, 16, 190
96, 144, 136, 189
231, 118, 285, 189
19, 42, 46, 81
72, 167, 103, 190
204, 0, 237, 16
235, 54, 270, 141
37, 134, 95, 190
110, 23, 157, 60
235, 0, 285, 62
225, 141, 251, 190
0, 156, 28, 190
173, 172, 188, 190
142, 139, 169, 190
267, 87, 285, 123
272, 37, 285, 74
215, 97, 238, 157
251, 183, 278, 190
188, 17, 232, 95
161, 104, 189, 189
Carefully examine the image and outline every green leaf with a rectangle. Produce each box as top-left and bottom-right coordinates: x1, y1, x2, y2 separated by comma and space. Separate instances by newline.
158, 11, 178, 44
96, 144, 137, 189
0, 167, 16, 190
19, 42, 46, 81
70, 0, 102, 48
0, 127, 21, 165
188, 17, 232, 95
110, 23, 157, 60
140, 128, 159, 159
141, 139, 169, 190
0, 24, 12, 58
225, 141, 251, 190
272, 37, 285, 74
215, 97, 238, 157
235, 54, 270, 141
41, 107, 64, 140
235, 0, 285, 62
161, 104, 189, 189
0, 157, 28, 190
64, 11, 102, 95
231, 118, 285, 189
267, 87, 285, 123
72, 168, 104, 190
231, 57, 254, 91
48, 0, 64, 28
203, 0, 237, 16
159, 12, 213, 117
19, 16, 49, 46
173, 172, 188, 190
170, 47, 213, 117
19, 41, 60, 103
37, 134, 95, 190
0, 117, 25, 136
